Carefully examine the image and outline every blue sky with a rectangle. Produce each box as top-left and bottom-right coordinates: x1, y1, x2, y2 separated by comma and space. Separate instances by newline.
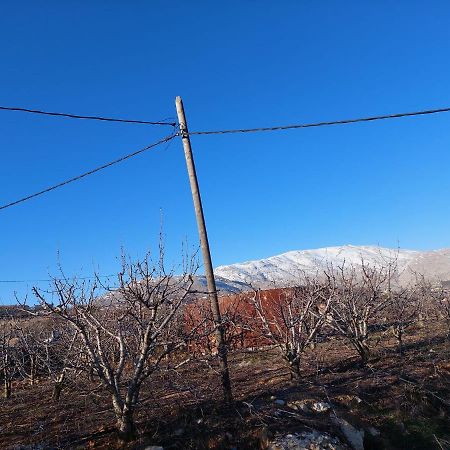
1, 2, 450, 303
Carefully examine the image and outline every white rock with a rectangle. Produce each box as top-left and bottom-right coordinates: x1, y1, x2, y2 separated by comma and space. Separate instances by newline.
311, 401, 331, 413
332, 417, 364, 450
267, 430, 347, 450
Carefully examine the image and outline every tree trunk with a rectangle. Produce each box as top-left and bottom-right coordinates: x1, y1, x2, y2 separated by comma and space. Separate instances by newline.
395, 327, 404, 356
353, 339, 370, 364
52, 372, 65, 402
417, 313, 425, 328
30, 355, 36, 386
288, 358, 301, 380
52, 382, 63, 402
4, 375, 11, 399
113, 396, 136, 443
116, 411, 136, 443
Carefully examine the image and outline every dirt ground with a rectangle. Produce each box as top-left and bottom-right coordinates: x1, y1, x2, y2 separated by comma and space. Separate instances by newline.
1, 323, 449, 450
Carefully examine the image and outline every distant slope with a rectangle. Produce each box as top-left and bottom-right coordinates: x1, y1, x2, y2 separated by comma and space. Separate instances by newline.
191, 275, 251, 295
214, 245, 450, 288
102, 246, 450, 303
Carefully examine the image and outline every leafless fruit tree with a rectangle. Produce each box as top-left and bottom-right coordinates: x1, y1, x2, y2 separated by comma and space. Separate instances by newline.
40, 322, 83, 402
326, 262, 392, 364
437, 290, 450, 338
0, 322, 17, 398
31, 252, 197, 442
384, 284, 421, 355
422, 280, 450, 338
249, 277, 334, 379
185, 293, 253, 356
6, 307, 87, 402
12, 319, 49, 386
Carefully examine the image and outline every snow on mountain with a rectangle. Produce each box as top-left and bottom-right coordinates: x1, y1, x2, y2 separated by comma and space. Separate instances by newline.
190, 275, 251, 295
214, 245, 450, 289
99, 246, 450, 302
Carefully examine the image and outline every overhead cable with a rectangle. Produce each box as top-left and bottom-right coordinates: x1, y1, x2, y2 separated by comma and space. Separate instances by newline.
0, 133, 178, 211
188, 107, 450, 136
0, 105, 176, 127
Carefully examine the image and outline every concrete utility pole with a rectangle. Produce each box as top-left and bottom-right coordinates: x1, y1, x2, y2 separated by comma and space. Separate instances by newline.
175, 96, 232, 403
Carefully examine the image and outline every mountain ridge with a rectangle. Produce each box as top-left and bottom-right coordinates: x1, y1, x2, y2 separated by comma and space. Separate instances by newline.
214, 245, 450, 291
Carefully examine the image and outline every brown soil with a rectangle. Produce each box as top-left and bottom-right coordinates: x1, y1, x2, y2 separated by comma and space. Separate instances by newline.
1, 323, 449, 449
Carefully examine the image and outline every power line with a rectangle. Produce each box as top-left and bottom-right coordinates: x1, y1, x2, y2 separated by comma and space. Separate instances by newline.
0, 133, 178, 211
188, 106, 450, 136
2, 105, 450, 211
0, 105, 176, 127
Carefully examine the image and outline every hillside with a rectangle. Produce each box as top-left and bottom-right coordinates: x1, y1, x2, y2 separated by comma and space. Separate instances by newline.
214, 245, 450, 289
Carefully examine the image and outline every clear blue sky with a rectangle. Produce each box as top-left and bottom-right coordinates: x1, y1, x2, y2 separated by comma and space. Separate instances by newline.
1, 1, 450, 304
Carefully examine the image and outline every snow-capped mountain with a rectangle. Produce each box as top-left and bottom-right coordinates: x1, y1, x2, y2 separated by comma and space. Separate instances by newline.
214, 245, 450, 290
98, 246, 450, 302
188, 275, 250, 294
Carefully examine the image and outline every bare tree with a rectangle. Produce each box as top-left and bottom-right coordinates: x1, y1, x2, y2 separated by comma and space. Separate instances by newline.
383, 284, 421, 355
420, 279, 450, 339
248, 277, 334, 380
326, 262, 392, 364
0, 322, 17, 398
184, 299, 216, 356
39, 322, 83, 402
436, 288, 450, 338
13, 319, 47, 386
31, 252, 197, 442
184, 293, 253, 356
